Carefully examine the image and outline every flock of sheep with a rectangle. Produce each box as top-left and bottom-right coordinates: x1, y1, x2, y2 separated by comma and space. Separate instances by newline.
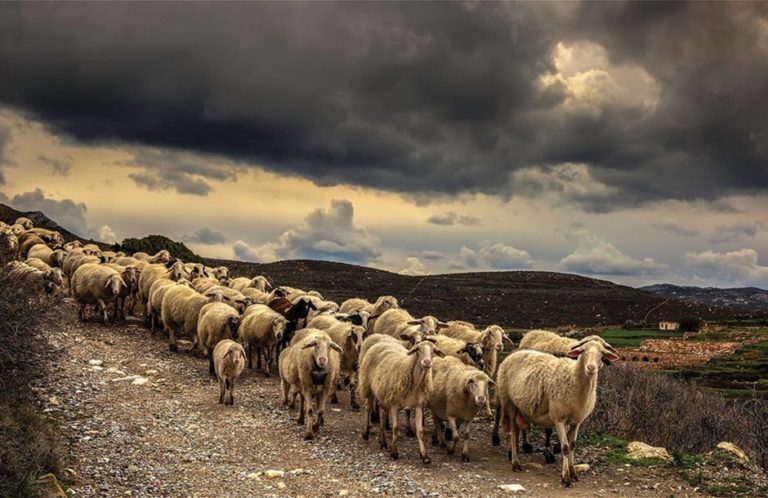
0, 216, 620, 488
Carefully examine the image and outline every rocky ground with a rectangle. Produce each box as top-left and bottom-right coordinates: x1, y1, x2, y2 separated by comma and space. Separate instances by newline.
32, 300, 714, 498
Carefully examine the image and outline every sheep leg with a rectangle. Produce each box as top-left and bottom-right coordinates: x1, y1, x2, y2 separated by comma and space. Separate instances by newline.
330, 386, 339, 404
509, 406, 523, 472
349, 376, 360, 410
168, 326, 178, 352
447, 417, 459, 455
544, 428, 556, 463
432, 417, 444, 447
460, 421, 473, 462
98, 299, 108, 323
256, 346, 263, 370
566, 424, 580, 482
554, 421, 572, 487
377, 404, 388, 449
313, 388, 330, 434
280, 378, 290, 406
247, 344, 253, 369
78, 303, 86, 321
491, 401, 502, 446
362, 397, 372, 441
218, 376, 225, 404
405, 409, 415, 437
303, 390, 316, 440
522, 429, 533, 454
227, 377, 236, 406
297, 395, 305, 426
388, 408, 399, 459
263, 347, 272, 378
208, 355, 215, 377
415, 406, 430, 464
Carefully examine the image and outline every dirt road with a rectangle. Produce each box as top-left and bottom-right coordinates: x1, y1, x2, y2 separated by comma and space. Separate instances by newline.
40, 301, 700, 497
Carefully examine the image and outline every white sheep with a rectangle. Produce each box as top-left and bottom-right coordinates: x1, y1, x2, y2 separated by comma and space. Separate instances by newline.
161, 284, 219, 352
239, 305, 288, 376
102, 263, 141, 319
427, 335, 486, 370
70, 263, 126, 323
229, 275, 271, 292
491, 339, 619, 487
442, 320, 512, 379
146, 278, 191, 333
132, 250, 172, 263
8, 260, 65, 294
1, 230, 19, 262
241, 287, 286, 305
27, 244, 66, 268
205, 265, 230, 283
278, 328, 342, 439
192, 276, 220, 294
14, 217, 33, 230
358, 338, 444, 463
138, 260, 186, 318
213, 339, 246, 406
372, 308, 448, 342
339, 295, 399, 317
63, 240, 83, 252
197, 302, 242, 375
202, 285, 251, 313
428, 356, 494, 461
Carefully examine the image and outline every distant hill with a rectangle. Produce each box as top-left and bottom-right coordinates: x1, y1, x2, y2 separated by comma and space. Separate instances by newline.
206, 258, 745, 328
640, 283, 768, 313
0, 203, 103, 246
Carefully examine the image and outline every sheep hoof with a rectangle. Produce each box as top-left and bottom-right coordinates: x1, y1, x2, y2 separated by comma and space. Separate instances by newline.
218, 396, 224, 404
552, 443, 561, 454
561, 477, 572, 488
447, 447, 454, 456
491, 434, 501, 446
507, 450, 512, 461
362, 431, 370, 441
405, 427, 415, 438
544, 451, 556, 464
330, 396, 339, 405
264, 372, 271, 378
370, 412, 380, 424
350, 401, 360, 410
421, 454, 431, 465
522, 442, 533, 454
390, 449, 399, 460
462, 454, 470, 463
169, 344, 178, 352
512, 461, 523, 472
297, 418, 304, 426
569, 467, 579, 482
431, 435, 439, 447
380, 440, 388, 450
304, 434, 314, 441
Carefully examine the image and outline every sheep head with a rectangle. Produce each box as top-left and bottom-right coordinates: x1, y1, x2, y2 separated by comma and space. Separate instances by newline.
227, 315, 241, 340
567, 340, 620, 377
302, 336, 342, 370
408, 339, 445, 370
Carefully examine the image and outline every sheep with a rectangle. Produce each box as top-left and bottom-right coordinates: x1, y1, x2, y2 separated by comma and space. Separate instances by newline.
239, 305, 288, 376
241, 287, 285, 304
146, 278, 191, 332
81, 243, 101, 255
113, 255, 147, 269
63, 240, 83, 252
133, 250, 171, 263
0, 230, 18, 262
192, 276, 220, 294
428, 356, 494, 462
442, 321, 512, 378
161, 284, 220, 352
100, 250, 118, 262
213, 339, 246, 406
339, 295, 399, 317
14, 217, 33, 230
8, 224, 25, 237
491, 339, 619, 487
306, 315, 366, 409
70, 263, 126, 323
137, 259, 186, 316
8, 261, 66, 294
62, 249, 101, 280
202, 285, 252, 313
278, 328, 342, 440
102, 263, 141, 319
205, 265, 230, 283
184, 262, 208, 280
27, 244, 66, 268
229, 275, 271, 292
24, 257, 53, 273
372, 308, 448, 342
270, 297, 318, 355
358, 338, 444, 463
197, 302, 242, 375
427, 335, 485, 370
18, 234, 47, 259
24, 228, 65, 246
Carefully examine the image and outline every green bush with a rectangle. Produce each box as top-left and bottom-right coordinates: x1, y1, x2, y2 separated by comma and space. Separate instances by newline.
679, 315, 703, 332
117, 234, 201, 262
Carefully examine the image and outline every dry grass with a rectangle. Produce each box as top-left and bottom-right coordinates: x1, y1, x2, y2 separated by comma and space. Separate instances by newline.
586, 363, 768, 469
0, 268, 67, 497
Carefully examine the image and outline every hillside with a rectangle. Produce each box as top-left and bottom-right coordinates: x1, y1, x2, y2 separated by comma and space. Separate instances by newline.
641, 283, 768, 314
0, 202, 95, 244
206, 258, 740, 328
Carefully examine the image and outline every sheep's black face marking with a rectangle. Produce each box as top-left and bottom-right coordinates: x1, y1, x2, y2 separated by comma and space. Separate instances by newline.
311, 370, 328, 385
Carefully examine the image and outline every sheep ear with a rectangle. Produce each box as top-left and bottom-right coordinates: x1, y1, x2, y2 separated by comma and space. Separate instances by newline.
302, 340, 318, 349
104, 279, 112, 289
425, 337, 438, 344
437, 321, 449, 329
567, 347, 583, 358
407, 320, 422, 326
603, 350, 620, 362
347, 333, 358, 344
433, 347, 446, 358
407, 346, 419, 355
329, 341, 343, 352
399, 333, 412, 342
488, 378, 497, 386
503, 334, 514, 345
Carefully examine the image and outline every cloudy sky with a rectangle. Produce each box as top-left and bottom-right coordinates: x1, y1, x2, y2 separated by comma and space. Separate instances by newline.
0, 2, 767, 288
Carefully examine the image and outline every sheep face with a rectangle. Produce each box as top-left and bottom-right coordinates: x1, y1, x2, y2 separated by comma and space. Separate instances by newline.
122, 267, 139, 288
252, 276, 270, 292
227, 315, 241, 340
189, 264, 207, 279
64, 241, 82, 251
2, 232, 18, 252
167, 260, 186, 280
106, 275, 125, 297
466, 373, 493, 408
50, 249, 66, 267
302, 337, 342, 370
458, 342, 485, 370
272, 316, 288, 342
407, 316, 448, 336
408, 340, 445, 370
567, 341, 620, 377
375, 295, 399, 314
347, 325, 366, 356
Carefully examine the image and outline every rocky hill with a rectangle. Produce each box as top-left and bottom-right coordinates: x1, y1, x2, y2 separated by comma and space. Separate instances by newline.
641, 283, 768, 314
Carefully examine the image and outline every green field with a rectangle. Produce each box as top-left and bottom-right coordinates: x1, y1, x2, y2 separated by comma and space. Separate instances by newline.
600, 328, 684, 347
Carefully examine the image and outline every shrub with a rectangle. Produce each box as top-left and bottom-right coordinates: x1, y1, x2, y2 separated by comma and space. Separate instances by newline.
0, 268, 66, 496
678, 315, 702, 332
118, 234, 201, 262
585, 363, 768, 470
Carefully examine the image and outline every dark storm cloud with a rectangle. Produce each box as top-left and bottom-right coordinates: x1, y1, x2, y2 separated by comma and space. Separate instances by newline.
38, 154, 74, 176
183, 226, 228, 245
427, 212, 482, 226
653, 222, 701, 238
0, 123, 13, 185
7, 188, 89, 235
0, 2, 766, 208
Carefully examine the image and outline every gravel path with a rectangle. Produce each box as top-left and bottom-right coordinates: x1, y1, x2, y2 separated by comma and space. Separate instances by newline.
40, 301, 701, 497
